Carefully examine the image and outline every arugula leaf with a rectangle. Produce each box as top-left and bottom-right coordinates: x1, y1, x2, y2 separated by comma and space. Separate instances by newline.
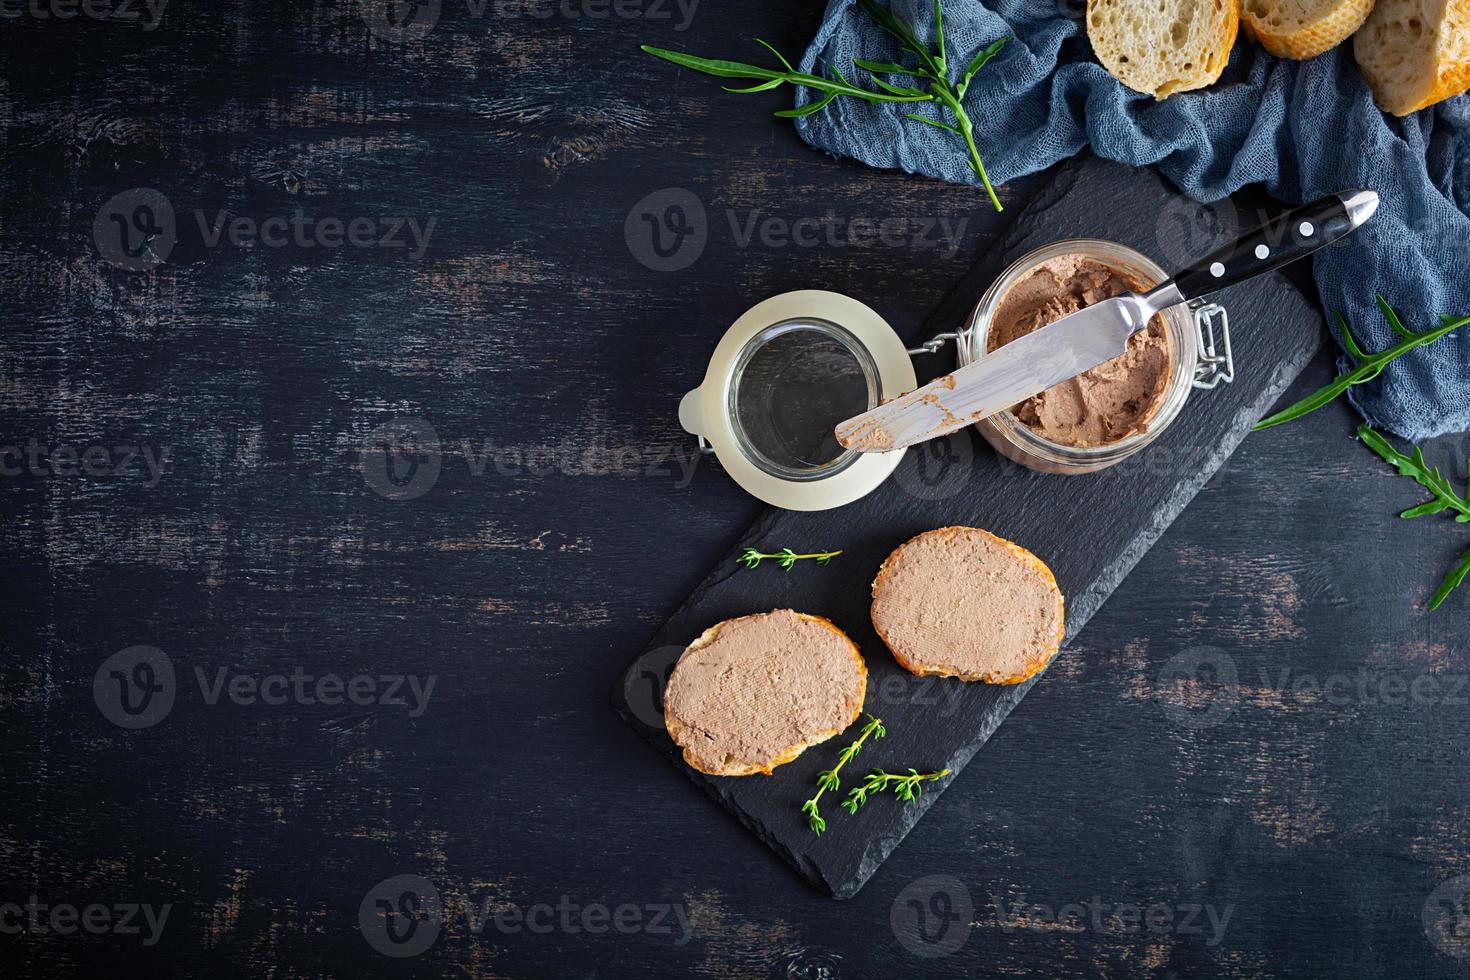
1358, 423, 1470, 611
1357, 424, 1470, 522
905, 111, 961, 136
1253, 301, 1467, 431
1432, 550, 1470, 612
933, 0, 946, 74
959, 36, 1009, 97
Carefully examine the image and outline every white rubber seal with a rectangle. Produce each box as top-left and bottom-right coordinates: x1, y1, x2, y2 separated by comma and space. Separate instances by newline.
679, 290, 915, 511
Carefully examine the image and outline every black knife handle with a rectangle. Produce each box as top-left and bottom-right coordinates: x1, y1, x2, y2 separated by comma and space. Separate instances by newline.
1169, 191, 1378, 303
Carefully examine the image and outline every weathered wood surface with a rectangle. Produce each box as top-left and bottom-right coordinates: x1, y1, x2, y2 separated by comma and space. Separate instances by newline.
2, 1, 1469, 977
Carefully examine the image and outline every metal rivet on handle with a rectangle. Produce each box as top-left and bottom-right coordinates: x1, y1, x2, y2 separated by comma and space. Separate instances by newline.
1209, 261, 1225, 278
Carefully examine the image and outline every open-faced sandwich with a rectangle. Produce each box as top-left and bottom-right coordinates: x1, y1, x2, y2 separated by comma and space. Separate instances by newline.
663, 609, 867, 776
871, 527, 1065, 685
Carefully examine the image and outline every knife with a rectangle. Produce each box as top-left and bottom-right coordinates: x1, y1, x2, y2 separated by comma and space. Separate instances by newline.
835, 189, 1380, 454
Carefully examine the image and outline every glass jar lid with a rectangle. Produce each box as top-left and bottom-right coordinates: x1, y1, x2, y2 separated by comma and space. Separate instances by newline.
680, 291, 916, 510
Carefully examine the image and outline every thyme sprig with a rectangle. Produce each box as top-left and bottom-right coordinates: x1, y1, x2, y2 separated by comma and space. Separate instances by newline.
642, 0, 1010, 211
1357, 423, 1470, 610
801, 713, 885, 836
738, 547, 842, 571
1253, 298, 1467, 431
841, 767, 951, 814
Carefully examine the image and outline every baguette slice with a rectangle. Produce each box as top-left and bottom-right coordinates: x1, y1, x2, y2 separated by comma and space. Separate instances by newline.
871, 527, 1065, 685
1354, 0, 1470, 115
1242, 0, 1375, 59
1087, 0, 1241, 98
663, 610, 866, 777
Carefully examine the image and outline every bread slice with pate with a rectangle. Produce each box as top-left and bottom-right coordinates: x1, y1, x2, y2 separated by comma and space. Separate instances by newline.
1241, 0, 1375, 59
1354, 0, 1470, 115
871, 527, 1065, 685
663, 610, 867, 777
1087, 0, 1241, 98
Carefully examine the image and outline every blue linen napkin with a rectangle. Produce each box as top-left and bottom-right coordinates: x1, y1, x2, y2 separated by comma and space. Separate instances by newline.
793, 0, 1470, 440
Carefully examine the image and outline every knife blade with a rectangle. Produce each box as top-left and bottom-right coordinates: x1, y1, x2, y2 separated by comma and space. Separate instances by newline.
834, 284, 1178, 453
835, 189, 1380, 454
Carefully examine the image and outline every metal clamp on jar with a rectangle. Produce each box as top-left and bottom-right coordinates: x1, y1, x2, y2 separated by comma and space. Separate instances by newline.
944, 239, 1234, 476
678, 266, 1231, 505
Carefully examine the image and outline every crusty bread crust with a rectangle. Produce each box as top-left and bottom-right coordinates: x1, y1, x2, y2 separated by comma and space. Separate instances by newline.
1087, 0, 1241, 98
664, 611, 867, 777
1242, 0, 1374, 59
1355, 0, 1470, 115
871, 527, 1065, 685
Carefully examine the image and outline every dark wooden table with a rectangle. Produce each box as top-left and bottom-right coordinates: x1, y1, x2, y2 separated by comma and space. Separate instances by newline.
4, 1, 1469, 976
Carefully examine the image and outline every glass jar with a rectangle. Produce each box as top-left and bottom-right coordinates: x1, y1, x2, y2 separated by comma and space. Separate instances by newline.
679, 290, 917, 510
680, 256, 1233, 508
960, 239, 1232, 475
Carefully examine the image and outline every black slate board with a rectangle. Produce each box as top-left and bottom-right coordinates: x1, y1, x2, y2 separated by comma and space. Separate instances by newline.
612, 156, 1326, 899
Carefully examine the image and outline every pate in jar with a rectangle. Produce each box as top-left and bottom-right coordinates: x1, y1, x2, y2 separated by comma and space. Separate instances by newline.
962, 239, 1230, 475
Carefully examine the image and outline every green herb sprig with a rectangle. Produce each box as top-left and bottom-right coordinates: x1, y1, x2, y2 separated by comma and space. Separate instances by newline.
738, 547, 842, 571
1245, 295, 1469, 612
841, 767, 951, 814
642, 0, 1010, 211
801, 713, 885, 835
1252, 298, 1467, 431
1357, 423, 1470, 610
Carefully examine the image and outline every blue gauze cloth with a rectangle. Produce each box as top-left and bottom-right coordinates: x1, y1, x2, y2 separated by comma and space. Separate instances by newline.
794, 0, 1470, 440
